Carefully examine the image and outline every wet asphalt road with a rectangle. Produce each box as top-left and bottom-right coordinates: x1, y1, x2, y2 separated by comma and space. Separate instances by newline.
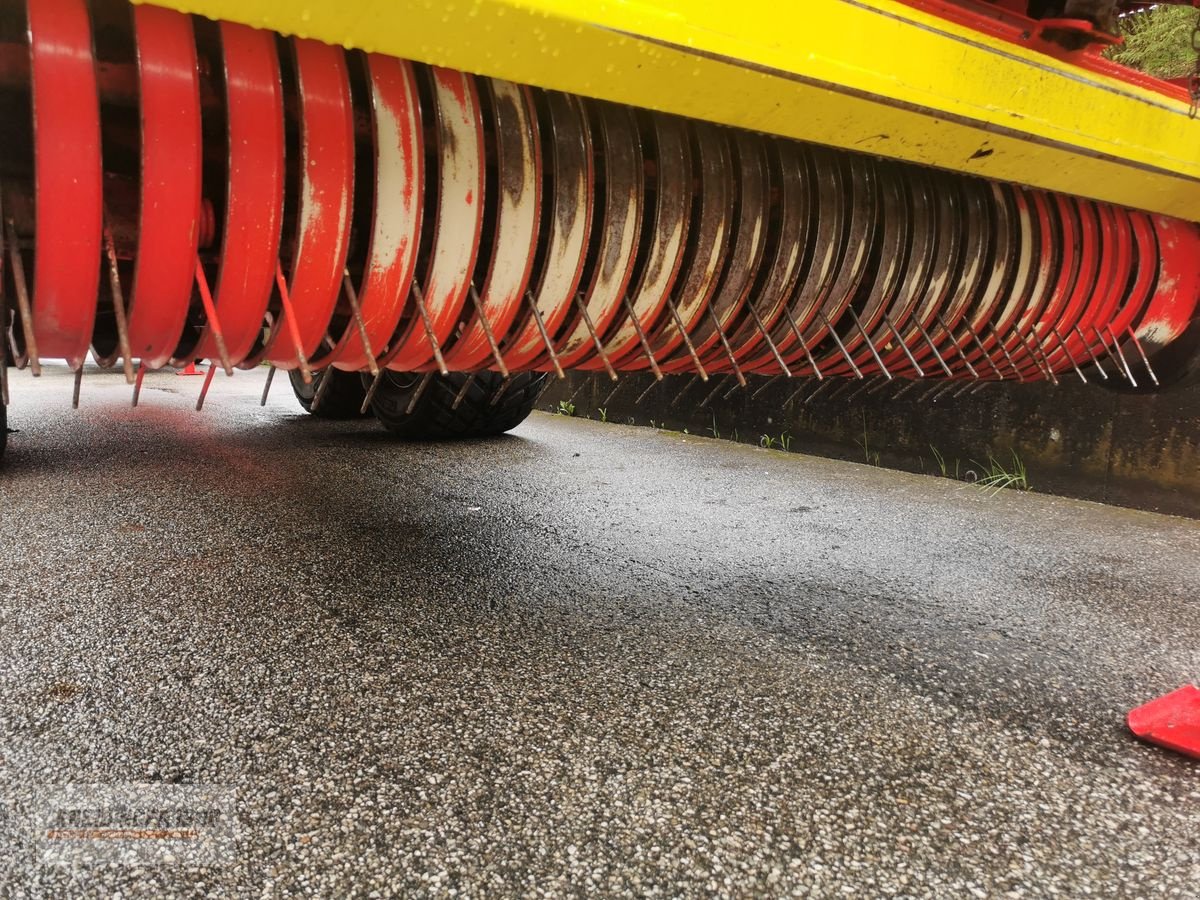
0, 365, 1197, 897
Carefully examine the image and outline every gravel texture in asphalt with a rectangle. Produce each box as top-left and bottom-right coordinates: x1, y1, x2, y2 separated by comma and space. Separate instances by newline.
0, 366, 1197, 897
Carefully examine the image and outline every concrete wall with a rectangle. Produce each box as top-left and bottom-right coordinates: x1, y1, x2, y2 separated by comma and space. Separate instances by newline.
541, 374, 1200, 518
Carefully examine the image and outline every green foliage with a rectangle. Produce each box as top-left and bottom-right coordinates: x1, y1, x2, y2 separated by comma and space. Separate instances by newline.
598, 407, 608, 423
972, 451, 1030, 496
556, 400, 575, 417
1107, 5, 1196, 80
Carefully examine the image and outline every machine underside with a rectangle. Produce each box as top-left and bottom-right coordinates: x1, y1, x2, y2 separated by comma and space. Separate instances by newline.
1, 0, 1199, 448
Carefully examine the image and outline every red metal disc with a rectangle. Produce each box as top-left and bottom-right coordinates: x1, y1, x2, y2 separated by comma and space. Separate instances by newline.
191, 22, 284, 366
125, 4, 201, 369
267, 38, 354, 369
27, 0, 102, 369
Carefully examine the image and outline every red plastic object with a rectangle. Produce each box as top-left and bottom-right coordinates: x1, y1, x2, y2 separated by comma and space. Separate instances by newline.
176, 362, 202, 376
1128, 685, 1200, 760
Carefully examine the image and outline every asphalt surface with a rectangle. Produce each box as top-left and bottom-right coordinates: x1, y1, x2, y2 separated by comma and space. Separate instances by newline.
0, 365, 1197, 897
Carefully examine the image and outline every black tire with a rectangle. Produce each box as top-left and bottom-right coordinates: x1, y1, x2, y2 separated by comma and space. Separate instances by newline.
369, 371, 549, 439
289, 368, 368, 419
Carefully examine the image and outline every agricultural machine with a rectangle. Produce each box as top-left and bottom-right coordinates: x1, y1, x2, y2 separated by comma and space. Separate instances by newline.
0, 0, 1198, 458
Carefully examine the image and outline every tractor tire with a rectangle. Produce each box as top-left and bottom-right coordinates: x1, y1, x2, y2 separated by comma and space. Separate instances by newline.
289, 368, 368, 419
369, 371, 549, 439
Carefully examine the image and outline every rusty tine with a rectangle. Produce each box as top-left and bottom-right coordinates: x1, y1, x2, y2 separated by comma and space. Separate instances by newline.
195, 360, 218, 411
1073, 325, 1108, 379
622, 296, 663, 380
1125, 326, 1159, 387
487, 375, 513, 408
132, 362, 146, 407
193, 258, 233, 376
750, 374, 782, 399
1051, 326, 1087, 384
102, 225, 135, 385
749, 309, 791, 378
406, 372, 435, 414
664, 294, 707, 381
468, 283, 510, 377
5, 218, 39, 376
935, 314, 977, 379
847, 307, 891, 380
1104, 324, 1138, 387
260, 364, 277, 406
310, 367, 334, 413
782, 304, 824, 380
963, 318, 1005, 380
817, 311, 862, 379
987, 325, 1025, 382
699, 373, 734, 408
1016, 328, 1056, 384
884, 312, 925, 378
360, 369, 386, 415
1030, 325, 1062, 385
722, 375, 747, 400
72, 366, 83, 409
409, 281, 448, 377
275, 263, 313, 385
575, 294, 618, 382
669, 374, 701, 408
341, 269, 382, 378
707, 307, 747, 387
526, 291, 565, 379
914, 318, 953, 377
451, 373, 477, 411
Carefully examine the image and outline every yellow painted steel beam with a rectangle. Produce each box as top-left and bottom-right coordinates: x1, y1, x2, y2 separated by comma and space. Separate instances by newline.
138, 0, 1200, 221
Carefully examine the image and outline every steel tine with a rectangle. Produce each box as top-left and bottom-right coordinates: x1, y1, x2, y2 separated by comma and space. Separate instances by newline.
963, 318, 1005, 380
132, 362, 146, 407
195, 361, 218, 411
824, 377, 862, 403
1072, 324, 1108, 379
622, 296, 663, 381
1125, 327, 1159, 387
409, 281, 448, 377
783, 378, 816, 407
451, 373, 477, 411
468, 283, 510, 377
406, 372, 434, 415
102, 225, 135, 384
600, 377, 626, 408
1015, 328, 1056, 384
699, 374, 734, 409
750, 374, 782, 399
1030, 325, 1062, 385
1105, 324, 1138, 387
193, 258, 233, 376
275, 263, 313, 384
914, 318, 953, 377
804, 376, 839, 404
1051, 326, 1087, 384
566, 377, 591, 409
884, 312, 925, 377
669, 374, 701, 408
260, 364, 277, 406
917, 380, 950, 403
664, 294, 708, 380
722, 375, 747, 400
341, 269, 381, 378
635, 378, 662, 405
487, 375, 513, 408
72, 366, 83, 409
868, 374, 899, 395
934, 314, 977, 379
892, 377, 924, 400
5, 218, 40, 376
987, 325, 1025, 382
817, 311, 861, 379
575, 294, 618, 382
707, 307, 747, 386
844, 374, 884, 403
847, 308, 891, 380
310, 367, 335, 414
747, 303, 791, 377
360, 369, 385, 415
526, 291, 565, 379
1092, 325, 1126, 382
782, 304, 824, 380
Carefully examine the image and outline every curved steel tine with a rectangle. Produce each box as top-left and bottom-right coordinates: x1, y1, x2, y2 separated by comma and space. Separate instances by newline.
844, 374, 885, 403
962, 318, 1005, 380
1104, 324, 1138, 387
915, 318, 953, 377
342, 269, 381, 378
847, 307, 891, 380
451, 373, 477, 411
669, 374, 701, 408
360, 369, 385, 415
804, 376, 839, 403
706, 307, 747, 387
410, 281, 448, 377
102, 225, 135, 384
5, 217, 40, 376
987, 325, 1025, 382
1092, 324, 1127, 382
132, 362, 146, 407
602, 377, 626, 408
782, 304, 823, 380
883, 312, 924, 377
722, 376, 747, 400
783, 378, 817, 406
1051, 325, 1087, 383
526, 291, 565, 380
275, 263, 313, 384
1126, 326, 1159, 386
1072, 324, 1108, 379
72, 367, 83, 409
468, 283, 509, 377
934, 313, 977, 379
751, 374, 782, 399
195, 360, 219, 411
817, 311, 861, 379
746, 301, 791, 377
488, 375, 513, 408
260, 365, 277, 406
575, 294, 618, 382
1031, 325, 1062, 384
193, 258, 233, 376
892, 378, 924, 399
664, 294, 707, 380
407, 372, 434, 414
636, 378, 662, 405
310, 365, 335, 413
1016, 328, 1057, 384
699, 373, 735, 408
622, 296, 663, 380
